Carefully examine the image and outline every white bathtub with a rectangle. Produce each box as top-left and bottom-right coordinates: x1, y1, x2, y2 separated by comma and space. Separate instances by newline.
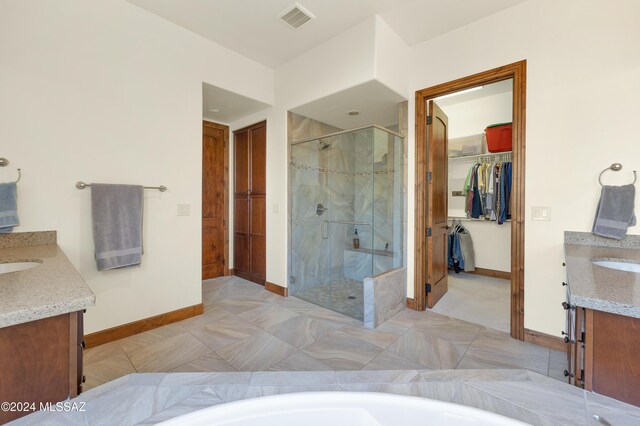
159, 392, 528, 426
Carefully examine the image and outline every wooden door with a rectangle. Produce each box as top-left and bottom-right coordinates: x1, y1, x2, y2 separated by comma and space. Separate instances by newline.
248, 124, 266, 282
202, 121, 229, 279
233, 121, 266, 285
426, 101, 449, 308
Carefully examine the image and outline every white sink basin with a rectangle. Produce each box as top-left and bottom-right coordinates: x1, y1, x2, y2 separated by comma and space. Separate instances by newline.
159, 392, 527, 426
0, 261, 41, 274
592, 260, 640, 273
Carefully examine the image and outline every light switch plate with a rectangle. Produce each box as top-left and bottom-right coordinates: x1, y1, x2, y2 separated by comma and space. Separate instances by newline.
532, 206, 551, 221
273, 204, 280, 214
177, 204, 191, 216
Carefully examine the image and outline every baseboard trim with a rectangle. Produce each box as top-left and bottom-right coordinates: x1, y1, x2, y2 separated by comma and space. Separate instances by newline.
226, 268, 234, 276
524, 328, 565, 352
265, 281, 288, 297
84, 303, 204, 348
464, 267, 511, 280
406, 297, 417, 310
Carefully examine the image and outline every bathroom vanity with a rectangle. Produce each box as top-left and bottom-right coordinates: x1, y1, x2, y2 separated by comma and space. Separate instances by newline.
564, 232, 640, 407
0, 232, 95, 423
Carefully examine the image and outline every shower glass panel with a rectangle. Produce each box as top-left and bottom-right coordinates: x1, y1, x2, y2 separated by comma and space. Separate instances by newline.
290, 125, 403, 321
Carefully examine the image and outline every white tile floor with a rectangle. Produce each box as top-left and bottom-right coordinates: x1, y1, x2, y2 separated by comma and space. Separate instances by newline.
431, 271, 510, 333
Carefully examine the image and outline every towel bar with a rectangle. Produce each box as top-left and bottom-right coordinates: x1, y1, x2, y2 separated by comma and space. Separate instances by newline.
75, 181, 167, 192
598, 163, 637, 186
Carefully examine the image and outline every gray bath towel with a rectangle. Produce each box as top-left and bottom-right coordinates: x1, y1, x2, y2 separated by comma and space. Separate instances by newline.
592, 184, 636, 240
0, 182, 19, 233
91, 183, 144, 271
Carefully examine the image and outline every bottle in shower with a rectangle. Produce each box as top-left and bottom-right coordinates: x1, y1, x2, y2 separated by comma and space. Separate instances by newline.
353, 228, 360, 249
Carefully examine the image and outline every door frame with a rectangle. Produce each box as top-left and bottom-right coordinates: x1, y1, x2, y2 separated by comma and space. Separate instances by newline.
414, 60, 526, 340
202, 120, 230, 277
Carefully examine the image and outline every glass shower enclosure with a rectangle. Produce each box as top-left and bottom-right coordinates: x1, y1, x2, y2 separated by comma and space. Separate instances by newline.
289, 125, 404, 321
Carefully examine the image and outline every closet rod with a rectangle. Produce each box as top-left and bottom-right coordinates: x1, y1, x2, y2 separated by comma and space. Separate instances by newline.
448, 151, 512, 163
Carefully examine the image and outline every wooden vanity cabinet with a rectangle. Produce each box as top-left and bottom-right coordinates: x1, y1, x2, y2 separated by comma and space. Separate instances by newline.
0, 310, 85, 423
567, 306, 640, 406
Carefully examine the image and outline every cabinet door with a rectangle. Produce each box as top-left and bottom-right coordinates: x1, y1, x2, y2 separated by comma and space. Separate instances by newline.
250, 195, 266, 281
234, 130, 249, 195
249, 124, 266, 194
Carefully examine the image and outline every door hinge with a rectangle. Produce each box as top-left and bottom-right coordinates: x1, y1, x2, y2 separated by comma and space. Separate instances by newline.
426, 115, 433, 125
426, 171, 432, 182
426, 227, 432, 237
425, 283, 431, 293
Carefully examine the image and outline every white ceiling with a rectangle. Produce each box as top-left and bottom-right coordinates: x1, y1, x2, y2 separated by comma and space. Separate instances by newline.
128, 0, 527, 69
202, 83, 270, 123
290, 80, 405, 129
435, 78, 513, 108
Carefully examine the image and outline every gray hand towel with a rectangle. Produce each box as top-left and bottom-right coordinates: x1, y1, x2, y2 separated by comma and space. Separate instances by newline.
91, 183, 144, 271
592, 184, 636, 240
0, 182, 19, 233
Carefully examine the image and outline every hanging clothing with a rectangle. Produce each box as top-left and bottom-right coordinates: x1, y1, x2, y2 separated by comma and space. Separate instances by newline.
448, 221, 475, 273
464, 160, 512, 225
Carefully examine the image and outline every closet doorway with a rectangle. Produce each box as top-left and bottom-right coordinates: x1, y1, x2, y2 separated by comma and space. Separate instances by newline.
414, 61, 526, 340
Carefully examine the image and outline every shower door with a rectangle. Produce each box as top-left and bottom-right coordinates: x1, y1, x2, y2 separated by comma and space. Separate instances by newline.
322, 129, 373, 321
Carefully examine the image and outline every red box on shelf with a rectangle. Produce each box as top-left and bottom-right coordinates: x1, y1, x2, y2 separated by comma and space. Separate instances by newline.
484, 123, 512, 153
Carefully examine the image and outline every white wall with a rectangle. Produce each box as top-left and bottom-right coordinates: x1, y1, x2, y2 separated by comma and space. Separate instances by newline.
408, 0, 640, 336
0, 0, 274, 334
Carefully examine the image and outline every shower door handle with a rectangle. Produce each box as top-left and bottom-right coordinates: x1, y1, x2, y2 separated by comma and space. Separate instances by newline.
321, 220, 329, 239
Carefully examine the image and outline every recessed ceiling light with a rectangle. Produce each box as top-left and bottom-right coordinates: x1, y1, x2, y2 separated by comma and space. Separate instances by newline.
347, 110, 360, 116
209, 107, 221, 113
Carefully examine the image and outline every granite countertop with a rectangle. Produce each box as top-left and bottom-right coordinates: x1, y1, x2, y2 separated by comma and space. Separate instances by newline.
0, 232, 95, 328
564, 231, 640, 318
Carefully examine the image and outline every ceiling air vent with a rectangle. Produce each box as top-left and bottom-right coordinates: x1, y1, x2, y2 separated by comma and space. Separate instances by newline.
277, 2, 315, 29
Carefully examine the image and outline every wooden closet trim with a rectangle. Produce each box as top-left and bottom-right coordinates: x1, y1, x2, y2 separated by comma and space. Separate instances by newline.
203, 120, 230, 276
414, 60, 527, 340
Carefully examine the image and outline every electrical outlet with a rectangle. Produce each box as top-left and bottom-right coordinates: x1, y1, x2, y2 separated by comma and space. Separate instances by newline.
177, 204, 191, 216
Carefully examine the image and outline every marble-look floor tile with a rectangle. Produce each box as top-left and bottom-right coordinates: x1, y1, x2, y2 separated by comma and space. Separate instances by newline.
459, 383, 557, 426
362, 351, 430, 371
118, 323, 188, 354
127, 333, 212, 372
337, 370, 422, 384
159, 372, 252, 387
186, 314, 262, 351
420, 369, 507, 382
170, 352, 236, 373
250, 371, 337, 386
265, 315, 344, 349
458, 328, 550, 375
83, 345, 136, 391
465, 381, 588, 425
329, 322, 406, 350
386, 309, 429, 328
209, 296, 271, 316
268, 350, 334, 371
547, 349, 568, 382
84, 384, 197, 426
274, 296, 319, 314
238, 304, 300, 330
385, 327, 465, 370
137, 387, 224, 425
216, 331, 296, 371
301, 332, 382, 370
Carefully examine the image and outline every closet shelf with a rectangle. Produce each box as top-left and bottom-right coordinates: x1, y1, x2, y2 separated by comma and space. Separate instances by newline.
448, 151, 512, 162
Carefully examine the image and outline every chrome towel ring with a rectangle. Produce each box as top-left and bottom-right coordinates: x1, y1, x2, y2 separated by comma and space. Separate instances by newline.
0, 157, 21, 183
598, 163, 637, 186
